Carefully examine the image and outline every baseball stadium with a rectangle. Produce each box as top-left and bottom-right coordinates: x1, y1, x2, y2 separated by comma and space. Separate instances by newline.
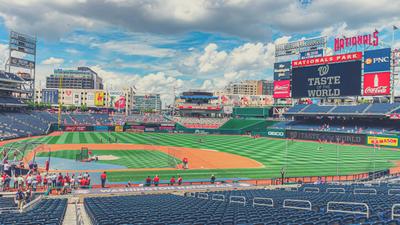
1, 1, 400, 225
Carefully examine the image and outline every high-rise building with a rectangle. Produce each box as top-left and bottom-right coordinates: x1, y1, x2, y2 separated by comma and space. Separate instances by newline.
133, 94, 162, 113
46, 67, 103, 90
224, 80, 258, 95
257, 80, 274, 95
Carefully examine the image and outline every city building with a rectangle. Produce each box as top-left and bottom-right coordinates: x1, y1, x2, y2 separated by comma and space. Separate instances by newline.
133, 94, 162, 113
46, 67, 103, 90
223, 80, 258, 95
257, 80, 274, 95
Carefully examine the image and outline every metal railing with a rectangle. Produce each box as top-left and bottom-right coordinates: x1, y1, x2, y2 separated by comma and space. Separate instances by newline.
327, 201, 369, 218
388, 189, 400, 196
252, 197, 274, 207
304, 187, 320, 193
283, 199, 312, 211
197, 193, 209, 200
229, 196, 246, 206
353, 188, 377, 195
326, 188, 345, 194
211, 194, 225, 201
392, 204, 400, 220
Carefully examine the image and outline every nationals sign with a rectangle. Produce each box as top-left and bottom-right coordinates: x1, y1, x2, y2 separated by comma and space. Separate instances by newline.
273, 80, 291, 98
334, 31, 379, 52
292, 61, 362, 98
292, 52, 362, 68
363, 72, 391, 96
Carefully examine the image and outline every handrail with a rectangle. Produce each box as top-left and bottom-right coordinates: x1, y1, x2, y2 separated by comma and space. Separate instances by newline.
326, 188, 345, 194
388, 189, 400, 196
229, 196, 246, 206
392, 204, 400, 220
187, 192, 195, 197
304, 187, 320, 193
252, 197, 273, 207
211, 194, 225, 201
197, 193, 209, 200
283, 199, 312, 211
327, 201, 369, 218
353, 188, 377, 195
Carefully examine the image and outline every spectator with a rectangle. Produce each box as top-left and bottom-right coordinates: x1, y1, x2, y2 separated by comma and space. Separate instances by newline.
25, 189, 32, 204
15, 189, 25, 210
210, 174, 216, 184
177, 175, 183, 186
169, 176, 175, 186
145, 176, 152, 187
17, 175, 24, 189
153, 175, 160, 186
3, 161, 10, 176
100, 172, 107, 188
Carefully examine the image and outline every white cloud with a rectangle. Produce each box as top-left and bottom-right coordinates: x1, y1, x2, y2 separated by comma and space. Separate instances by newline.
93, 41, 175, 58
41, 57, 64, 65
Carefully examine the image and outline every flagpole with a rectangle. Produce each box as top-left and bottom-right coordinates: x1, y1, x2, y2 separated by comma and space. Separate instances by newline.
391, 26, 396, 103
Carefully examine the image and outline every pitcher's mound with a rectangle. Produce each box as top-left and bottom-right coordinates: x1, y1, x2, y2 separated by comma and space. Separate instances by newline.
97, 155, 119, 160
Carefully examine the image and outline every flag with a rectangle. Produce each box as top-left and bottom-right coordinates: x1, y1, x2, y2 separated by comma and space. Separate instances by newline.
394, 25, 398, 30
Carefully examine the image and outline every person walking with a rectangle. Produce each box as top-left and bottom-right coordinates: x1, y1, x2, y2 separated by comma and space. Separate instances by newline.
15, 189, 25, 210
100, 172, 107, 188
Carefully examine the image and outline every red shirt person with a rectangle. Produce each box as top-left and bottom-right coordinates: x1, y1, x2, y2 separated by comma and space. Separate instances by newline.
153, 175, 160, 186
169, 176, 176, 186
177, 176, 183, 185
100, 172, 107, 188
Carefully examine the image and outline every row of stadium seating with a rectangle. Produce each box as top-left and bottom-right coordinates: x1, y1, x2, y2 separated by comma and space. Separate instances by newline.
0, 96, 26, 106
0, 70, 24, 82
84, 185, 400, 225
0, 198, 67, 225
286, 103, 400, 115
0, 111, 113, 140
171, 117, 229, 129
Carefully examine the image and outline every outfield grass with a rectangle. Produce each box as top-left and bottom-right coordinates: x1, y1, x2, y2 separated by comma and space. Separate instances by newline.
4, 132, 400, 182
36, 150, 181, 169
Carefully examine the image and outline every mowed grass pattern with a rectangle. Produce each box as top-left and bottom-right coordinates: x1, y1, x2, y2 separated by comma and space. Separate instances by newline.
4, 132, 400, 182
37, 150, 181, 168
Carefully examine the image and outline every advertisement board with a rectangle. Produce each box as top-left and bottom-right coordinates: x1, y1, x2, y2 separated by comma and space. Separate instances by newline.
94, 126, 109, 132
65, 126, 87, 132
300, 49, 323, 59
275, 36, 326, 57
292, 61, 362, 98
367, 136, 399, 147
286, 130, 366, 145
265, 129, 286, 138
95, 92, 104, 106
10, 57, 35, 69
115, 125, 123, 132
42, 89, 58, 105
109, 91, 126, 110
364, 48, 391, 72
273, 61, 292, 80
273, 80, 291, 98
334, 31, 379, 52
363, 72, 391, 96
292, 52, 362, 68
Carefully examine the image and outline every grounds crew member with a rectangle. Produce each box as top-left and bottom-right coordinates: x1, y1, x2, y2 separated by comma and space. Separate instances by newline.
100, 171, 107, 188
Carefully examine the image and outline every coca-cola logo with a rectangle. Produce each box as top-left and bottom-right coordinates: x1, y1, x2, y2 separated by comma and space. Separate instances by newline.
275, 84, 289, 91
364, 86, 388, 94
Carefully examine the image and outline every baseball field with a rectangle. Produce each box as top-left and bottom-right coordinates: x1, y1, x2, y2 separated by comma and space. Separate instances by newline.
2, 132, 400, 182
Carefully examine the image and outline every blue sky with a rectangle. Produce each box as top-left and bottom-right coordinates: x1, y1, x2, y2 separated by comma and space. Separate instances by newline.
0, 0, 399, 104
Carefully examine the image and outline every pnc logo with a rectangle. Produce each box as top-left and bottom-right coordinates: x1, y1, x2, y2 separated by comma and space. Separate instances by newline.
364, 56, 389, 65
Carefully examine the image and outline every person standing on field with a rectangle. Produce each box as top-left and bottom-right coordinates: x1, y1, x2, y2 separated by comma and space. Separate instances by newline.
100, 172, 107, 188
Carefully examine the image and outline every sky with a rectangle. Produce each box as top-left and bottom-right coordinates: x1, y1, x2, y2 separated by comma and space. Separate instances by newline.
0, 0, 400, 105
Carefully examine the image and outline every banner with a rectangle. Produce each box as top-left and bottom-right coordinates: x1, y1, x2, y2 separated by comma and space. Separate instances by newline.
292, 61, 362, 98
286, 130, 366, 145
65, 126, 87, 132
73, 92, 81, 105
63, 89, 73, 105
367, 136, 398, 147
364, 48, 391, 72
363, 72, 391, 96
42, 89, 58, 105
273, 80, 291, 98
95, 92, 104, 106
275, 36, 326, 57
86, 92, 95, 107
94, 126, 109, 131
292, 52, 362, 68
273, 61, 291, 80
